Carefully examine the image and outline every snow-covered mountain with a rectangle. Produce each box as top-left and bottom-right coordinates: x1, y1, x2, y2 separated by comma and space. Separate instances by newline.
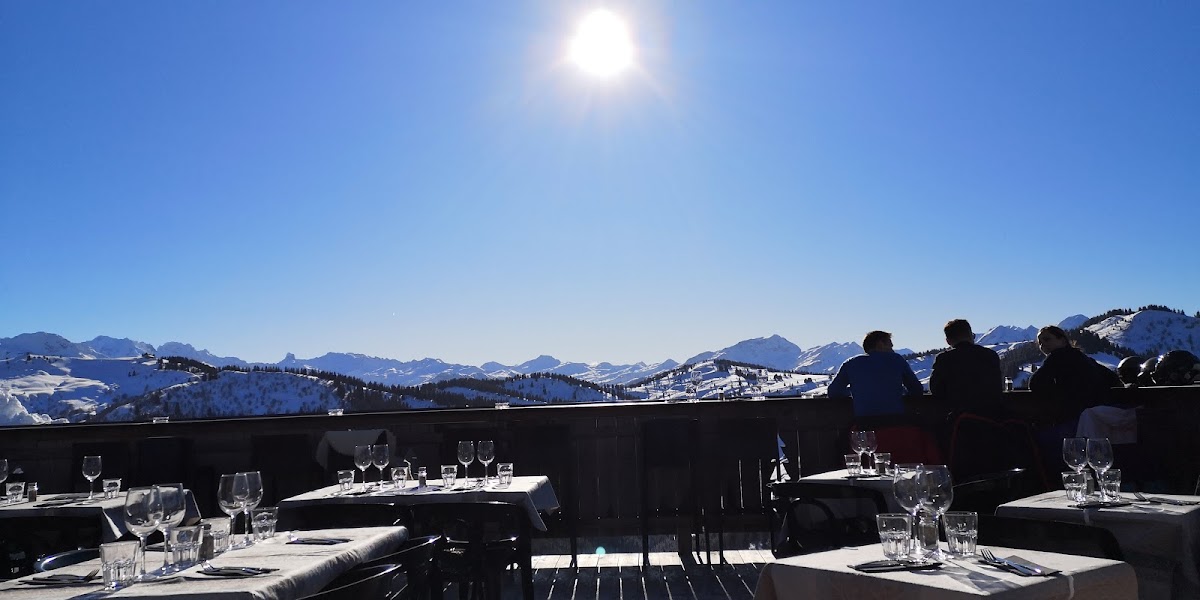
4, 307, 1197, 426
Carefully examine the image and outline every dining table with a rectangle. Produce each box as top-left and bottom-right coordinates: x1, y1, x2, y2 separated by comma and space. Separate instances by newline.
0, 525, 408, 599
0, 490, 202, 542
996, 490, 1200, 600
798, 468, 906, 512
755, 544, 1138, 600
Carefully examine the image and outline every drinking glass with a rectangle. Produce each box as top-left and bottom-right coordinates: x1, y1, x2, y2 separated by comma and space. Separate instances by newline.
477, 440, 495, 486
1062, 437, 1088, 474
861, 431, 878, 474
337, 470, 355, 492
252, 506, 278, 540
1062, 471, 1087, 502
391, 466, 409, 490
5, 482, 23, 504
844, 453, 862, 476
169, 525, 203, 567
240, 471, 263, 546
441, 465, 458, 488
1087, 438, 1114, 498
875, 452, 892, 477
876, 513, 912, 560
1100, 469, 1122, 501
918, 466, 954, 559
354, 445, 372, 491
457, 441, 475, 486
123, 486, 163, 581
153, 483, 186, 573
892, 463, 924, 560
82, 455, 103, 500
942, 511, 978, 557
100, 540, 139, 590
103, 478, 122, 499
202, 516, 232, 554
371, 444, 390, 488
216, 473, 248, 548
497, 462, 514, 487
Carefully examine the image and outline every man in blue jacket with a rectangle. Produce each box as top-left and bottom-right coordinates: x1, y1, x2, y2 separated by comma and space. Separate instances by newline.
828, 330, 924, 416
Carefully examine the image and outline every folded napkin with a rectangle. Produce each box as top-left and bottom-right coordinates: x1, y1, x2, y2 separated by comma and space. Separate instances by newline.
287, 537, 351, 545
1074, 500, 1132, 509
850, 559, 942, 573
34, 499, 77, 508
1005, 555, 1061, 576
22, 574, 99, 586
1145, 496, 1200, 506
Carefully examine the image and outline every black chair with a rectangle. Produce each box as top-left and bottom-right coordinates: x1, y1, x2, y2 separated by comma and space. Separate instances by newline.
638, 418, 700, 566
0, 516, 105, 571
252, 433, 322, 505
947, 413, 1047, 490
34, 547, 99, 572
297, 563, 404, 600
702, 417, 777, 564
767, 481, 889, 558
977, 514, 1123, 560
356, 534, 443, 600
406, 502, 529, 600
951, 468, 1035, 515
277, 503, 402, 531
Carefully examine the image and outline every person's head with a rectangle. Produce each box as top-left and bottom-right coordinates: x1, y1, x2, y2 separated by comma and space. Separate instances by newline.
943, 319, 974, 346
1036, 326, 1071, 355
863, 330, 893, 353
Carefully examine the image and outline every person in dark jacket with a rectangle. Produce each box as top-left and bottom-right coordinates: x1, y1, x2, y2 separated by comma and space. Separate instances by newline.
828, 330, 924, 417
1028, 325, 1121, 423
929, 319, 1004, 416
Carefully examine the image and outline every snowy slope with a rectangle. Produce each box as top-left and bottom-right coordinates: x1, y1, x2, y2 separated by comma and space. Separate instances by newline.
1086, 310, 1200, 357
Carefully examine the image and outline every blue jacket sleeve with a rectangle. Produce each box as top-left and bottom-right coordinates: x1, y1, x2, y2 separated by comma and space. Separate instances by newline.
901, 357, 924, 396
828, 361, 852, 398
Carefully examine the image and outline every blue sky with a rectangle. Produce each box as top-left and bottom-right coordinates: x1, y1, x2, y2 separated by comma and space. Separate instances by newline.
2, 2, 1197, 365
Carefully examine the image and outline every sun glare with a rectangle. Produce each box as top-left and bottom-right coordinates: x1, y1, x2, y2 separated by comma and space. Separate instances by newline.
569, 9, 634, 78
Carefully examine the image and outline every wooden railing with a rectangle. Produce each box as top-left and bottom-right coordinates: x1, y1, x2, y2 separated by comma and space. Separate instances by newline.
2, 386, 1198, 549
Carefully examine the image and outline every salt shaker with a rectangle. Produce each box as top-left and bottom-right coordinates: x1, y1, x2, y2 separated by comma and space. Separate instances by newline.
417, 467, 427, 489
198, 523, 214, 560
26, 483, 38, 502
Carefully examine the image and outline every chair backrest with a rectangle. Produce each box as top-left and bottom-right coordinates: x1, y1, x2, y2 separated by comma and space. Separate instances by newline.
33, 547, 100, 572
948, 413, 1044, 487
277, 503, 401, 531
951, 468, 1034, 514
406, 502, 526, 582
297, 563, 404, 600
252, 433, 321, 505
767, 482, 889, 558
356, 535, 442, 600
977, 514, 1123, 560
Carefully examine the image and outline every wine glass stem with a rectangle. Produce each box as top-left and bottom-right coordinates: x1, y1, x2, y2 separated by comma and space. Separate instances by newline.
161, 528, 171, 570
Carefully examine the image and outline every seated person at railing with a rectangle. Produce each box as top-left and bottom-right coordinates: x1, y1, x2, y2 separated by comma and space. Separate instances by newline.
1028, 325, 1121, 426
929, 318, 1003, 417
828, 330, 924, 417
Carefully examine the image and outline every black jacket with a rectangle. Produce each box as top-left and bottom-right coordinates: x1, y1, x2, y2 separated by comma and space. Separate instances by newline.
1029, 346, 1122, 422
930, 342, 1004, 415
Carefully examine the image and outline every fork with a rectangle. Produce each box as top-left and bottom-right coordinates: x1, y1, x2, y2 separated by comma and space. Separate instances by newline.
980, 548, 1037, 576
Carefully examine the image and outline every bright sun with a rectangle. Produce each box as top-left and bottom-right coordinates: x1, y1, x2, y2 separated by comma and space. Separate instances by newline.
569, 9, 634, 78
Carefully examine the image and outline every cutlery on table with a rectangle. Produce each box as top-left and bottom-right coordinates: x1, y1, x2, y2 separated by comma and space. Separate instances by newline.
1134, 491, 1200, 506
979, 548, 1038, 576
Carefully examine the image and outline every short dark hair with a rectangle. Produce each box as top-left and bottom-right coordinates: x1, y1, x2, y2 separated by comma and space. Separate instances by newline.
1038, 325, 1071, 345
944, 319, 973, 344
863, 330, 891, 351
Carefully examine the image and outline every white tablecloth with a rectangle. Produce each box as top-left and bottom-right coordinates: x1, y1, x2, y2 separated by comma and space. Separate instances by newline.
0, 490, 202, 542
799, 469, 905, 512
755, 545, 1137, 600
0, 525, 407, 599
278, 475, 560, 531
997, 491, 1200, 600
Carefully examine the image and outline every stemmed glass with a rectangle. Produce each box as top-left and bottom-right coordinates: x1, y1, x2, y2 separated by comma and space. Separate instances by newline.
154, 483, 186, 573
1063, 438, 1088, 475
354, 445, 372, 492
457, 441, 475, 488
217, 473, 249, 548
917, 465, 954, 560
861, 431, 878, 475
849, 432, 868, 475
371, 445, 390, 488
477, 441, 495, 487
240, 471, 263, 546
1087, 438, 1115, 500
0, 459, 7, 504
123, 486, 163, 581
892, 463, 924, 561
82, 455, 103, 500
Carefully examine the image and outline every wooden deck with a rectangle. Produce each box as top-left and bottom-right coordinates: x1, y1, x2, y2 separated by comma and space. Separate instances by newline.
475, 549, 774, 600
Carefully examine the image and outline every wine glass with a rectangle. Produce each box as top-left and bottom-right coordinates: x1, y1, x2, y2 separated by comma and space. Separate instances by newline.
1062, 437, 1088, 474
217, 473, 248, 548
457, 441, 475, 488
153, 483, 186, 573
123, 486, 163, 581
240, 471, 263, 546
1087, 438, 1115, 500
82, 455, 103, 500
917, 465, 954, 560
371, 444, 390, 488
849, 432, 868, 474
892, 463, 924, 560
861, 431, 878, 474
0, 459, 8, 505
354, 445, 372, 491
477, 441, 495, 486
